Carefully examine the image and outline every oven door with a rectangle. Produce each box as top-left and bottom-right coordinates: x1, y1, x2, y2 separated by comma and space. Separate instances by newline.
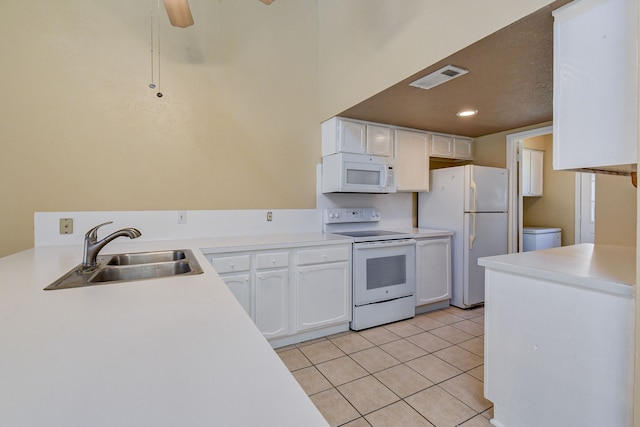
353, 239, 416, 306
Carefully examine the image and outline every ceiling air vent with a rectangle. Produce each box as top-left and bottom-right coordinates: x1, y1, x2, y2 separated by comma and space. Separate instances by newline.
409, 65, 469, 90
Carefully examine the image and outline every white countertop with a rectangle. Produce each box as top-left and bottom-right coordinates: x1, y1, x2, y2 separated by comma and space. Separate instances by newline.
478, 243, 636, 297
0, 233, 353, 427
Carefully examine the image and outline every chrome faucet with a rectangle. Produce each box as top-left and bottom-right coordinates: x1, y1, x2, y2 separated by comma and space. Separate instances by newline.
82, 221, 142, 271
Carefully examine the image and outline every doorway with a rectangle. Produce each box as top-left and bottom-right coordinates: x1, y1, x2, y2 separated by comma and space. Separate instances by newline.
575, 172, 596, 243
506, 126, 552, 253
506, 126, 592, 252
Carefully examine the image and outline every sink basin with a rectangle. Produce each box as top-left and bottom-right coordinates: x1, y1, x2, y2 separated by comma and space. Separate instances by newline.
105, 250, 187, 266
44, 249, 204, 290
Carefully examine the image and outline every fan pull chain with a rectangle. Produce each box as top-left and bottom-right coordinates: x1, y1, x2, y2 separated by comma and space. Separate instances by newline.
149, 0, 163, 98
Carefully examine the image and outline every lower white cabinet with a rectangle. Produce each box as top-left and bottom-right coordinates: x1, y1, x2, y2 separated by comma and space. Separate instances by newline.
207, 254, 252, 316
415, 237, 452, 306
296, 246, 351, 331
205, 243, 351, 344
255, 267, 289, 339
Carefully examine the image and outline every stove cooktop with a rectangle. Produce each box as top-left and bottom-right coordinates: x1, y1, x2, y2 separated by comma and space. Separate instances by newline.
335, 230, 406, 238
333, 229, 414, 243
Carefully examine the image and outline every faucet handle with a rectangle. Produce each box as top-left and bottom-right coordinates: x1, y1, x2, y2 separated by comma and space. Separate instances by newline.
85, 221, 113, 240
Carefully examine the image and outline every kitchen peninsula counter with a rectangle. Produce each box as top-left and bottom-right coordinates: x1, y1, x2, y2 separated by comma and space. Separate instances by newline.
478, 244, 636, 427
0, 233, 350, 427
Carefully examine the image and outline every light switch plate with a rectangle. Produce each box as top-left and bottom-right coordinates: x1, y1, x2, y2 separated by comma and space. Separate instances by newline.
59, 218, 73, 234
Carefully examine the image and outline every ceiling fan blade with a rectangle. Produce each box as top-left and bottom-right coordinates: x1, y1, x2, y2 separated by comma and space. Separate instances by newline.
259, 0, 276, 4
163, 0, 194, 28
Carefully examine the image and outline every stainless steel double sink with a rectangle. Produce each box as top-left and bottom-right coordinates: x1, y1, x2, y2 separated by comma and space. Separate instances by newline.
45, 249, 204, 290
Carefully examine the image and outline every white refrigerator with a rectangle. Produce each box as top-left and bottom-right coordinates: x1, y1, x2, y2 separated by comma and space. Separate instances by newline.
418, 165, 508, 308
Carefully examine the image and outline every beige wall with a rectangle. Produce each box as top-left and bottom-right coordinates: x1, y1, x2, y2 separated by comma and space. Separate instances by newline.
0, 0, 562, 257
0, 1, 320, 257
595, 174, 637, 247
521, 134, 575, 246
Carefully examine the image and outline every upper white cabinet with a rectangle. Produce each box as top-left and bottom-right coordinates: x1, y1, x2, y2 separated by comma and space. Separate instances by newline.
322, 117, 393, 157
552, 0, 637, 173
430, 134, 474, 160
394, 129, 430, 192
522, 148, 544, 197
366, 124, 394, 157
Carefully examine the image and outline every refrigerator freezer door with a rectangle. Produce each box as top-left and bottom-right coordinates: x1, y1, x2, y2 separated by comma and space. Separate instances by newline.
463, 212, 508, 306
464, 166, 508, 213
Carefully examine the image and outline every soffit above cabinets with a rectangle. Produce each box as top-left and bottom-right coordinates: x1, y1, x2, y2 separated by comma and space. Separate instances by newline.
339, 0, 572, 139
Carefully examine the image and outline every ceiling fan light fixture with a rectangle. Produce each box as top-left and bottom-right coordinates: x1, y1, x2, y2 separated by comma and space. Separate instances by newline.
259, 0, 276, 4
456, 109, 478, 118
163, 0, 194, 28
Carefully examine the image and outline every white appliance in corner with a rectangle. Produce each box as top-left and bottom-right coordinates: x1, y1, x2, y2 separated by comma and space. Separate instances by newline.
418, 165, 508, 308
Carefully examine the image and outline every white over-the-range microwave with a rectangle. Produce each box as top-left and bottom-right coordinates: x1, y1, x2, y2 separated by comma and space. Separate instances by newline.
321, 152, 396, 193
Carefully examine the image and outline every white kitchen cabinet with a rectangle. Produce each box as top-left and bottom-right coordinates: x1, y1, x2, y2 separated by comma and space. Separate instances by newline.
206, 250, 289, 339
207, 254, 252, 316
255, 267, 289, 339
415, 237, 451, 306
366, 124, 394, 157
521, 148, 544, 197
296, 251, 351, 331
322, 117, 393, 157
394, 129, 430, 192
552, 0, 637, 173
205, 242, 352, 346
430, 134, 474, 160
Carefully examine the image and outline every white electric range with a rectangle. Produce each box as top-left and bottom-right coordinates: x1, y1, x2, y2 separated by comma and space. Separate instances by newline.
324, 208, 416, 330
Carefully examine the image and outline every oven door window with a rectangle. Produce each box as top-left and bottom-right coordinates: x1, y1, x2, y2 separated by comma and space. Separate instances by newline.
367, 255, 406, 289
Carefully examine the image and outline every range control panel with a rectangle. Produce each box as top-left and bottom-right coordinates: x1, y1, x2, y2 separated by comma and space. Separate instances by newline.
324, 208, 381, 224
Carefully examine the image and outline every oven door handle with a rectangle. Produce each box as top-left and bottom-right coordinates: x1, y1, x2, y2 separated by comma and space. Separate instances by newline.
354, 239, 416, 249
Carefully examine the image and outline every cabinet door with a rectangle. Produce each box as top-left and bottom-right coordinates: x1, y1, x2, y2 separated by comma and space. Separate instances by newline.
553, 0, 637, 172
453, 138, 473, 159
296, 262, 350, 332
416, 238, 451, 306
395, 129, 430, 192
522, 148, 544, 197
255, 268, 289, 339
431, 134, 454, 158
220, 273, 252, 317
339, 119, 367, 154
366, 124, 393, 157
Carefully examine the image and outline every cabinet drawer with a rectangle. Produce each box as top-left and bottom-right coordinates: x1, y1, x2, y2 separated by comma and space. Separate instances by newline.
209, 255, 251, 274
297, 246, 350, 266
256, 252, 289, 269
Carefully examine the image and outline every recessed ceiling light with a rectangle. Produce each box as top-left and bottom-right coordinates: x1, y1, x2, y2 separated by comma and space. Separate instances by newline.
456, 109, 478, 117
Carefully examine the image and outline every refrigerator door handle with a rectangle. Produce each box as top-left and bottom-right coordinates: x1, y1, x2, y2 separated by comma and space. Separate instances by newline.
469, 212, 476, 250
469, 175, 477, 212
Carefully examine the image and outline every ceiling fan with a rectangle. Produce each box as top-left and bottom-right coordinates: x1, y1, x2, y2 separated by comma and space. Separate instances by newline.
163, 0, 275, 28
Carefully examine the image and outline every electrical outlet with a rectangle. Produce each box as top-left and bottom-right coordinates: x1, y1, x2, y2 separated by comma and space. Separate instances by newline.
177, 211, 187, 224
59, 218, 73, 234
267, 211, 273, 222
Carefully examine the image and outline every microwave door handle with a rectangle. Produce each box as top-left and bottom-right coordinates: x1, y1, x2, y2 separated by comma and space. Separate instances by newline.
381, 166, 388, 189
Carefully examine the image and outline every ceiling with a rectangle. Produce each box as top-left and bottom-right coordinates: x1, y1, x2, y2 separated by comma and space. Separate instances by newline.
339, 0, 571, 138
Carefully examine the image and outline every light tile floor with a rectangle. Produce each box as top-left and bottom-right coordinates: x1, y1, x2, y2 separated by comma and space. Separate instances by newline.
277, 306, 493, 427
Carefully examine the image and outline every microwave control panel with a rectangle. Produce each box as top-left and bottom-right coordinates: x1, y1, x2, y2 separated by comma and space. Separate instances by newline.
324, 208, 381, 224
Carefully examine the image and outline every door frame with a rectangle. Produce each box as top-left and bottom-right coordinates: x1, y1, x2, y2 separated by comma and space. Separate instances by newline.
505, 125, 553, 253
